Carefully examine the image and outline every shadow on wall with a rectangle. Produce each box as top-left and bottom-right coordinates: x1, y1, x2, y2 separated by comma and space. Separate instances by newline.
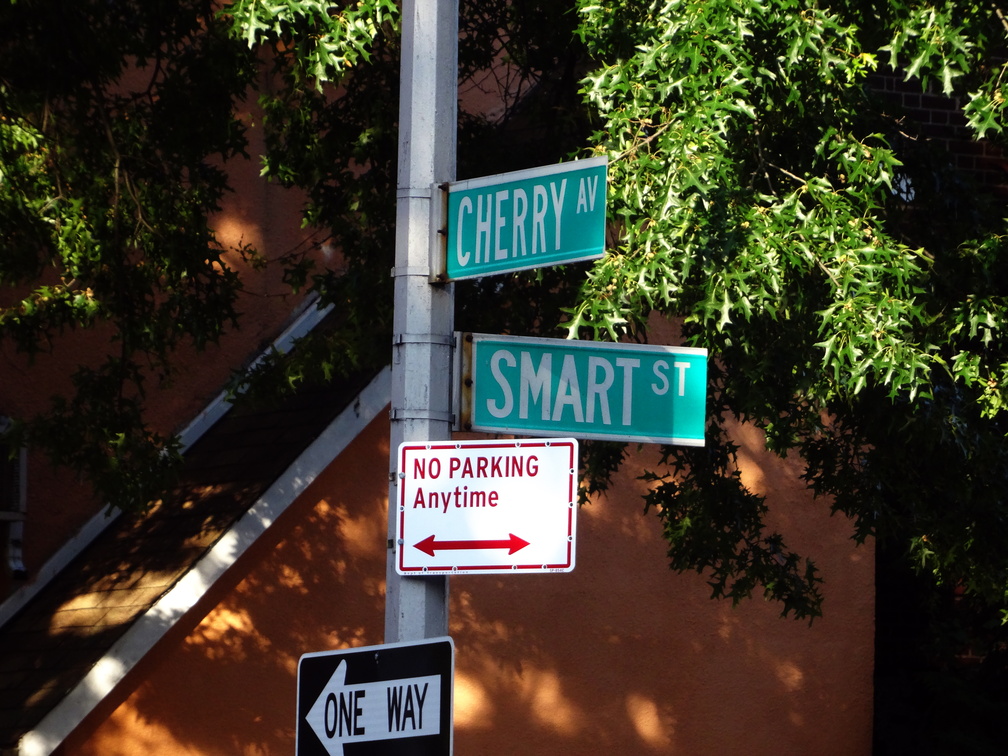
449, 427, 874, 756
63, 414, 874, 756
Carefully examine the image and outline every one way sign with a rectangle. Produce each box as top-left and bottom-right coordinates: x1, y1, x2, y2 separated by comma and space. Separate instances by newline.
296, 637, 454, 756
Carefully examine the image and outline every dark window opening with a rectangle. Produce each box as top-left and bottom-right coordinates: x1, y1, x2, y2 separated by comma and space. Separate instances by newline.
0, 419, 27, 580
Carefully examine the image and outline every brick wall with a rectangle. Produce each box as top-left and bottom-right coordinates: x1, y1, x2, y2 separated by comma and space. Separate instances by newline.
869, 72, 1008, 197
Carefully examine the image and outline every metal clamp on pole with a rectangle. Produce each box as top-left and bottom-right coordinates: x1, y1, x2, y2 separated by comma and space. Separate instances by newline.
392, 333, 455, 346
390, 408, 455, 423
390, 265, 433, 278
391, 333, 455, 365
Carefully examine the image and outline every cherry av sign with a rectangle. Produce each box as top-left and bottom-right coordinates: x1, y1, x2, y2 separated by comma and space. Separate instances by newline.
441, 158, 607, 281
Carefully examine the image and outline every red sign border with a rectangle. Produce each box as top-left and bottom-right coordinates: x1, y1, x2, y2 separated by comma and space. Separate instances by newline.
396, 438, 577, 575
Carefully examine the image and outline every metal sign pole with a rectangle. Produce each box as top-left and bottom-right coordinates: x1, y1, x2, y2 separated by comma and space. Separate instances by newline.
386, 0, 457, 643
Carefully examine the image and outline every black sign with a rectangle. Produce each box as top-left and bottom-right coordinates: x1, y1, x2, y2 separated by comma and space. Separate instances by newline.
296, 637, 454, 756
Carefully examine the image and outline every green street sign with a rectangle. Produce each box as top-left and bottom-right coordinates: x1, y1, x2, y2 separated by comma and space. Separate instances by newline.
443, 157, 607, 281
457, 333, 707, 445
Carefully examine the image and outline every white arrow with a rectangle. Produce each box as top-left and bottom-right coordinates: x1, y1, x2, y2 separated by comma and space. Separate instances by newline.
304, 660, 442, 756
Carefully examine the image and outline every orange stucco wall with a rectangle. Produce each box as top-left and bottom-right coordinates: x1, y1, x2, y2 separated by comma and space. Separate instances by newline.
61, 411, 874, 755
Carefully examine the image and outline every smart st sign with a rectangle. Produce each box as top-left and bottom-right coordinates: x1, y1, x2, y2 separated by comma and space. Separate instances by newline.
396, 438, 578, 575
443, 157, 607, 280
458, 333, 707, 446
296, 637, 454, 756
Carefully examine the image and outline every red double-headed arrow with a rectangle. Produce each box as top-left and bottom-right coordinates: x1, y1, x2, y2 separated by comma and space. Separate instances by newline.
413, 533, 530, 557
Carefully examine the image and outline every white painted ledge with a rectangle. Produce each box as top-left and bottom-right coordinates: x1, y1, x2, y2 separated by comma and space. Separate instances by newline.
0, 300, 333, 631
18, 366, 390, 756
